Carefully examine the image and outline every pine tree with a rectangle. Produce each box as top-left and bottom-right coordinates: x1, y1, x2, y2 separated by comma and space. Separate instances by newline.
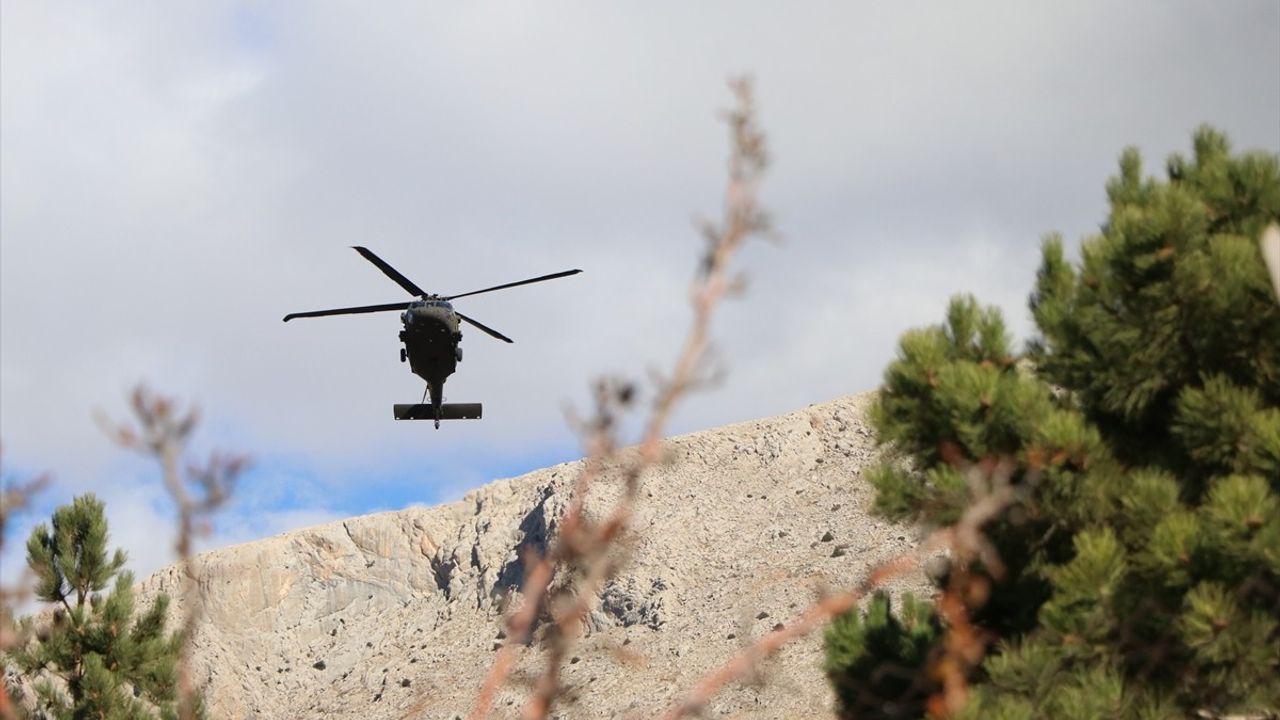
826, 127, 1280, 718
825, 592, 943, 719
12, 494, 191, 719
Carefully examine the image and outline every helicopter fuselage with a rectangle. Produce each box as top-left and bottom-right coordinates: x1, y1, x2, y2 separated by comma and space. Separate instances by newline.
399, 298, 461, 406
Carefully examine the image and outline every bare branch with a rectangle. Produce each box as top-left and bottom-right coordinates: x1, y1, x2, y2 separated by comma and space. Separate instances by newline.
465, 77, 772, 720
1261, 222, 1280, 303
661, 532, 951, 719
100, 386, 247, 720
661, 457, 1039, 719
0, 453, 49, 719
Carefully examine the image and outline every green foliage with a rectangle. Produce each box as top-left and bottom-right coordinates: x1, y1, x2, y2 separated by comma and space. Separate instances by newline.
825, 592, 943, 719
1030, 126, 1280, 471
827, 127, 1280, 718
26, 494, 127, 609
9, 494, 191, 719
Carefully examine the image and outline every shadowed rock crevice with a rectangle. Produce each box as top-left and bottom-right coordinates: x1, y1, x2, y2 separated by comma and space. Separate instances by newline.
430, 556, 455, 600
492, 485, 555, 600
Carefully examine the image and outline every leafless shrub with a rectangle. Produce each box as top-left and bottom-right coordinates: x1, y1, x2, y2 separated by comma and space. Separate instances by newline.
98, 386, 248, 720
467, 76, 771, 720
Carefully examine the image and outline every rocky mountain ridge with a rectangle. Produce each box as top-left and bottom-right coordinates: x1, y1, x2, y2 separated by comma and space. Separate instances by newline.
136, 391, 931, 719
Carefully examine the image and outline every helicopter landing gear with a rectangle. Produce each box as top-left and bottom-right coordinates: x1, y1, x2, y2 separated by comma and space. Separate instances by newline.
400, 348, 407, 363
455, 346, 463, 362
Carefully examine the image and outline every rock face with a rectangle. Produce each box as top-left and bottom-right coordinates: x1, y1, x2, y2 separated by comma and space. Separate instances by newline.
137, 392, 931, 719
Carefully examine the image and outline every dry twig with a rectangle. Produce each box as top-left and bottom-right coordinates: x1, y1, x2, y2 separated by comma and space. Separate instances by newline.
98, 386, 247, 720
660, 533, 949, 720
467, 77, 771, 720
1261, 222, 1280, 303
0, 454, 49, 720
926, 457, 1037, 716
660, 457, 1038, 719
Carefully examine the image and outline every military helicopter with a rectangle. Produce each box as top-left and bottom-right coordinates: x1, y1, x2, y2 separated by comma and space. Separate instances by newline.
284, 246, 581, 428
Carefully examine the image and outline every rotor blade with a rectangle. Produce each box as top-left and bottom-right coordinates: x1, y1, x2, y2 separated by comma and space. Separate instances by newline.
283, 301, 411, 322
444, 268, 582, 301
352, 246, 427, 297
456, 311, 514, 343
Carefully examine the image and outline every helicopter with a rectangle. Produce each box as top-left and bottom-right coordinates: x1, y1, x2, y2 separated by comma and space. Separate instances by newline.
283, 246, 581, 428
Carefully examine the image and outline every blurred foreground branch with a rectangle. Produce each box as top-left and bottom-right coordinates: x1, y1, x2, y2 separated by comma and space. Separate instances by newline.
98, 387, 247, 720
1262, 223, 1280, 302
661, 458, 1036, 718
0, 454, 49, 720
468, 77, 771, 720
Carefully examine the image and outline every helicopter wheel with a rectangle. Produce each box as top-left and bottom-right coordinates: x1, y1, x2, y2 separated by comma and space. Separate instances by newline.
400, 348, 407, 363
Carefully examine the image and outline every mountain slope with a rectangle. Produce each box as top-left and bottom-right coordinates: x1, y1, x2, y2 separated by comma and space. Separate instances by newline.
138, 391, 931, 719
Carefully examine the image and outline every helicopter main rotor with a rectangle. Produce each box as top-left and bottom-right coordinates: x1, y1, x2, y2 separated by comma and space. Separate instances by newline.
352, 245, 427, 297
281, 247, 581, 345
281, 301, 413, 323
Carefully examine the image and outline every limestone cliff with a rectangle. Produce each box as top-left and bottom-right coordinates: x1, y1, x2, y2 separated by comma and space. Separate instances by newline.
137, 392, 930, 719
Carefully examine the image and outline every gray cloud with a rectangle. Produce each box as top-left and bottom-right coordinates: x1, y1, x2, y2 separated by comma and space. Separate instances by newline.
3, 1, 1278, 583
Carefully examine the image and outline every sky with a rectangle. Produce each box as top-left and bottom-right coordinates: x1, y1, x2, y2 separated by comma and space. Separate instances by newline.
3, 2, 1279, 590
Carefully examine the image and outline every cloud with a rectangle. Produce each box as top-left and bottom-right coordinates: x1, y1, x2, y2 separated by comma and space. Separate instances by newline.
3, 1, 1278, 588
